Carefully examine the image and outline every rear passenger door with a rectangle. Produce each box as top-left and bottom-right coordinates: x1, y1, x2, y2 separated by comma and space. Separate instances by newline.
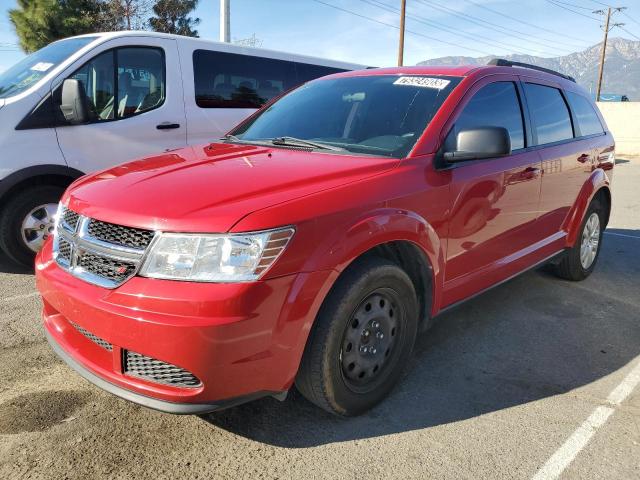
444, 79, 542, 288
521, 80, 597, 240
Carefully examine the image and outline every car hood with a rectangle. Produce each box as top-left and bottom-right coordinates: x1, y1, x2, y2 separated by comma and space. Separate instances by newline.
65, 142, 399, 233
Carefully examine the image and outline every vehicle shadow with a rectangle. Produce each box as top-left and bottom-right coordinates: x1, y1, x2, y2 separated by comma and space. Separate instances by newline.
203, 228, 640, 447
0, 253, 31, 275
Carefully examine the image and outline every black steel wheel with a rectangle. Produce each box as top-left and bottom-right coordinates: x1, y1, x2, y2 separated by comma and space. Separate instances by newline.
296, 256, 419, 416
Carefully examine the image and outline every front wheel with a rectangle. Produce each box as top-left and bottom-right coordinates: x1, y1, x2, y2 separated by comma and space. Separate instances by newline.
295, 257, 418, 416
0, 186, 64, 267
554, 198, 605, 281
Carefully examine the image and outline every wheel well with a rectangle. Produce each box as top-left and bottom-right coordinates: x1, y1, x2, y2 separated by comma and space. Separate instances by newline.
360, 241, 434, 328
594, 187, 611, 227
0, 174, 75, 209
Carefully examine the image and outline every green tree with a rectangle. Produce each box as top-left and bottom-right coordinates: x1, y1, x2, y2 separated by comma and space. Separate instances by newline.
9, 0, 102, 53
149, 0, 199, 37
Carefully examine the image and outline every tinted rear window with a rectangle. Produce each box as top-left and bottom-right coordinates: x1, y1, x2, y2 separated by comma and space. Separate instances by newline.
566, 91, 604, 137
524, 83, 574, 145
193, 50, 347, 108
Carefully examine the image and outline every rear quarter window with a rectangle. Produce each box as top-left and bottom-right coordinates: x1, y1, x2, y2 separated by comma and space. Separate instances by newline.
523, 83, 574, 145
565, 91, 604, 137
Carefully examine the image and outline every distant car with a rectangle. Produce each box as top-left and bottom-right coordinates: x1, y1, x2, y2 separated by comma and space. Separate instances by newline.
36, 60, 615, 416
0, 31, 363, 266
596, 93, 630, 102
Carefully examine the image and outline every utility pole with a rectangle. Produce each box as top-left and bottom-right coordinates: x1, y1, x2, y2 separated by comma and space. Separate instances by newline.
220, 0, 231, 43
594, 6, 626, 102
397, 0, 406, 66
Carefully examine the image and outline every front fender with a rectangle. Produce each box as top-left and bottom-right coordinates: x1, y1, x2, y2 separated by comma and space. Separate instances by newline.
564, 168, 611, 247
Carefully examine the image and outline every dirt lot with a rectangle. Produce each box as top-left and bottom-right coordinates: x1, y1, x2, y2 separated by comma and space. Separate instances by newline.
0, 158, 638, 480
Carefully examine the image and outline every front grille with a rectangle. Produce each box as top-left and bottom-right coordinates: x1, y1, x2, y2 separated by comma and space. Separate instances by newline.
123, 351, 201, 388
53, 205, 155, 288
57, 237, 72, 262
87, 219, 155, 250
61, 208, 80, 232
78, 253, 137, 283
70, 322, 113, 351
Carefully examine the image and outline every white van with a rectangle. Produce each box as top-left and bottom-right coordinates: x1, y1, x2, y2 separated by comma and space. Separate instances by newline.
0, 31, 364, 266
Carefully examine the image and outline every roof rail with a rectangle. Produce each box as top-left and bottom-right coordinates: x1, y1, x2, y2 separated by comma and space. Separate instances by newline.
487, 58, 576, 83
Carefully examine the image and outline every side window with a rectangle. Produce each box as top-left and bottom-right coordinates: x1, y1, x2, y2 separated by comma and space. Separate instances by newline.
192, 50, 348, 109
565, 91, 604, 137
450, 82, 525, 150
70, 51, 115, 121
194, 50, 297, 108
68, 47, 165, 122
523, 83, 573, 145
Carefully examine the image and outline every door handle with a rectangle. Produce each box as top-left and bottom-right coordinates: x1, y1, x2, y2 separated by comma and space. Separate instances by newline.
577, 153, 590, 163
522, 167, 541, 179
156, 122, 180, 130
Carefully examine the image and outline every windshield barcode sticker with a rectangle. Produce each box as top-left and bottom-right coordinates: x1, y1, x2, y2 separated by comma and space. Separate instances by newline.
393, 77, 451, 90
30, 62, 54, 72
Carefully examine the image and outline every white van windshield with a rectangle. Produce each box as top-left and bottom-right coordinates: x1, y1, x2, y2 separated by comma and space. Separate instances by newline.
0, 36, 97, 99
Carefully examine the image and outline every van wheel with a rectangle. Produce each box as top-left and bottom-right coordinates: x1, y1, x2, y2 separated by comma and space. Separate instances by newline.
296, 257, 418, 416
554, 199, 605, 281
0, 186, 64, 267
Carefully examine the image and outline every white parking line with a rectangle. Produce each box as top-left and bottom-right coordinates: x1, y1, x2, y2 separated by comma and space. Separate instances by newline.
532, 358, 640, 480
0, 291, 39, 303
604, 231, 640, 240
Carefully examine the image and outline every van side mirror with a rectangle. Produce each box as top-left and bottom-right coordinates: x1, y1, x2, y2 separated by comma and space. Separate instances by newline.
60, 79, 90, 125
443, 126, 511, 162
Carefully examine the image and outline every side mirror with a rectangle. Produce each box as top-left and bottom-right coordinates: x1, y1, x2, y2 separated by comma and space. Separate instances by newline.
60, 79, 89, 125
443, 126, 511, 162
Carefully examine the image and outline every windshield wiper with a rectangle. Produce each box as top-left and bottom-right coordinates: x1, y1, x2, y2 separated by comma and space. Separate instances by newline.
271, 136, 345, 152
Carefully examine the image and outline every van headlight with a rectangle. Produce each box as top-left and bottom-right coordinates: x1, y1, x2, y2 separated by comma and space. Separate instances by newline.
139, 227, 295, 282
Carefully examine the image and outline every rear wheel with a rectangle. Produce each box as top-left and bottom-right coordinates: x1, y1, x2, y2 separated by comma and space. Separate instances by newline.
554, 198, 605, 281
0, 186, 64, 267
296, 257, 418, 416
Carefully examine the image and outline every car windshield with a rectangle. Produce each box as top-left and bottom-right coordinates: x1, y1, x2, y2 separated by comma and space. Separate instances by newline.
230, 74, 461, 158
0, 36, 97, 99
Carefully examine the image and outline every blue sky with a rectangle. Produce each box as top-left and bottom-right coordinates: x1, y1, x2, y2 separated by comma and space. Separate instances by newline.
1, 0, 640, 72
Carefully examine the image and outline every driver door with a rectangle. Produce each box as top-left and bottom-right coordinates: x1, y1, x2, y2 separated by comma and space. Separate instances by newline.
55, 37, 186, 173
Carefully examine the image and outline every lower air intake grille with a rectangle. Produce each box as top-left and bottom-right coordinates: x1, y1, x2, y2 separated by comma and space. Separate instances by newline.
123, 351, 201, 388
70, 322, 113, 351
57, 237, 72, 262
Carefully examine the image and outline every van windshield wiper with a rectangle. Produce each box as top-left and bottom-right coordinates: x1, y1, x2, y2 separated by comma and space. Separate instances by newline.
271, 136, 345, 152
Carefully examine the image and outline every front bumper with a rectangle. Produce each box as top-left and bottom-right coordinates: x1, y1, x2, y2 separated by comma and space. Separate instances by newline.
36, 240, 334, 412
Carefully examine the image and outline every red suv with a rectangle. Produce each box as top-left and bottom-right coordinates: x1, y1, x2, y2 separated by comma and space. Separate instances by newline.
36, 61, 614, 416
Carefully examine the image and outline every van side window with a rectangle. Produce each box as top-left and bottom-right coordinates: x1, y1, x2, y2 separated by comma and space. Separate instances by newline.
449, 82, 525, 150
68, 47, 165, 122
565, 91, 604, 137
523, 83, 573, 145
193, 49, 346, 109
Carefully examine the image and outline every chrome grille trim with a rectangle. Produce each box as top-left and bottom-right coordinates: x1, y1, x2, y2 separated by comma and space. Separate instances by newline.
123, 350, 201, 388
53, 206, 156, 289
70, 322, 113, 351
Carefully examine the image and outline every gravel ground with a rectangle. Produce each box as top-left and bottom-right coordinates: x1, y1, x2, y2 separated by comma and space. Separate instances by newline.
0, 158, 638, 480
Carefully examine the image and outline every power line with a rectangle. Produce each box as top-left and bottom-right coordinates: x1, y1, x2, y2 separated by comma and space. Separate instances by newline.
461, 0, 591, 48
359, 0, 538, 56
414, 0, 576, 56
544, 0, 602, 21
620, 25, 640, 40
310, 0, 494, 56
591, 0, 640, 30
551, 0, 595, 11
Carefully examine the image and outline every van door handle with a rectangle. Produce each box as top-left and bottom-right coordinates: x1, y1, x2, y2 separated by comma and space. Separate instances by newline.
577, 153, 590, 163
156, 122, 180, 130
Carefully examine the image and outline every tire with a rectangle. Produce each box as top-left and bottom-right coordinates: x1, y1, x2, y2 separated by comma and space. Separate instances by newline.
295, 256, 419, 416
554, 198, 605, 281
0, 185, 64, 267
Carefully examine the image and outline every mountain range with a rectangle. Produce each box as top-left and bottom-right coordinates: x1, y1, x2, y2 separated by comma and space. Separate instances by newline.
418, 37, 640, 100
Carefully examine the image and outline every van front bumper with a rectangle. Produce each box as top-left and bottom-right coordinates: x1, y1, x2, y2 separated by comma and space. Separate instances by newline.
36, 241, 333, 412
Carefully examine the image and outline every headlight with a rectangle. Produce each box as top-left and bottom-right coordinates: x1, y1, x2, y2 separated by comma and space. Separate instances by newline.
139, 227, 295, 282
